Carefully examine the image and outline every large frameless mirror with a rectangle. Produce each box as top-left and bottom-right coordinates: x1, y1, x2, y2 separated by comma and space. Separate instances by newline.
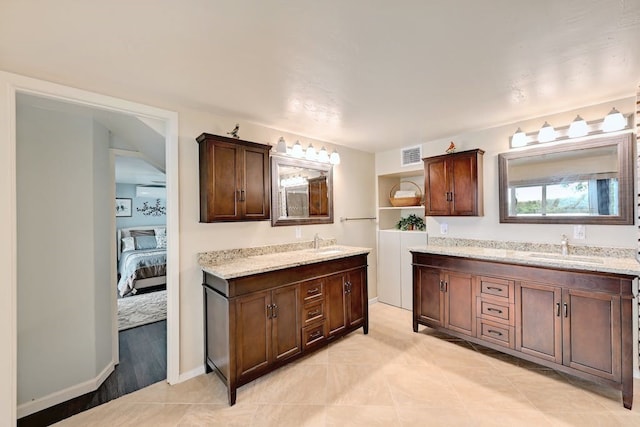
498, 133, 633, 225
271, 154, 333, 226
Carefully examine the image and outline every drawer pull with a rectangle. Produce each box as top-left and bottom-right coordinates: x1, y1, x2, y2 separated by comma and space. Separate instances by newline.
309, 330, 322, 339
486, 286, 503, 292
307, 287, 320, 295
487, 329, 503, 337
486, 307, 503, 314
556, 302, 560, 317
307, 309, 321, 318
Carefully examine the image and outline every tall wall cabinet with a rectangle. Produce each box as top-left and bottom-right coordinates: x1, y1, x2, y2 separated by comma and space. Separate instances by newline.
197, 133, 271, 222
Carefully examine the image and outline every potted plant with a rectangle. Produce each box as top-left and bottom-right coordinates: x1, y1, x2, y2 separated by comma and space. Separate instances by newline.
396, 214, 425, 231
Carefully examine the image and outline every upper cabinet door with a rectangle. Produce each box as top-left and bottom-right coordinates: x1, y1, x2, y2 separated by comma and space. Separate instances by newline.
197, 133, 271, 222
423, 149, 484, 216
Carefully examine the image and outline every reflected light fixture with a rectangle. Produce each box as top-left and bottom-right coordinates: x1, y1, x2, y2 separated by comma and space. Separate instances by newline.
291, 140, 304, 158
510, 128, 527, 147
602, 108, 626, 132
276, 137, 287, 153
537, 121, 556, 143
567, 115, 588, 138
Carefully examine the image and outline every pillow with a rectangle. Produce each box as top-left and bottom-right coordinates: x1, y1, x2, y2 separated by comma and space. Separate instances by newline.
155, 227, 167, 249
121, 237, 135, 252
135, 235, 157, 250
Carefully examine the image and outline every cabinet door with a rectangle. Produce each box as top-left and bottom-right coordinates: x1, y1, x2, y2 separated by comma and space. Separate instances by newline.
242, 145, 270, 220
449, 152, 478, 215
346, 268, 366, 328
326, 273, 347, 337
271, 285, 302, 362
414, 266, 445, 327
563, 289, 621, 381
236, 291, 270, 378
444, 272, 475, 336
207, 141, 241, 221
516, 282, 562, 364
424, 158, 450, 215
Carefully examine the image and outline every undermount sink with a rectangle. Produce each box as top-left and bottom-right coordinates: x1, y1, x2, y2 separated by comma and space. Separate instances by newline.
313, 247, 345, 255
527, 252, 604, 264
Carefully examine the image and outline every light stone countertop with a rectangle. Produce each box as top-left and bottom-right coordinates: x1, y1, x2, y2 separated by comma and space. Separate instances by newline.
410, 244, 640, 276
200, 244, 371, 280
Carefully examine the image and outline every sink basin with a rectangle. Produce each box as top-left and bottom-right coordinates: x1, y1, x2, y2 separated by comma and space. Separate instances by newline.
313, 247, 345, 255
527, 253, 604, 264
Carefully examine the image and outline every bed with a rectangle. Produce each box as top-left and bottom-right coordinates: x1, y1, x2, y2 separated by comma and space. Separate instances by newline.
117, 226, 167, 297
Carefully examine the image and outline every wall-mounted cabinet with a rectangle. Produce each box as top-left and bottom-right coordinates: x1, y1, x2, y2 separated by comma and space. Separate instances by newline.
197, 133, 271, 223
423, 149, 484, 216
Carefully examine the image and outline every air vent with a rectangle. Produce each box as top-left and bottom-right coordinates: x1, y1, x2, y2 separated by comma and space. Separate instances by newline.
401, 145, 422, 166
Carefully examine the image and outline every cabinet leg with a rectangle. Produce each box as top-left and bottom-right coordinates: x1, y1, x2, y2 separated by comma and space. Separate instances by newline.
622, 383, 633, 410
205, 363, 212, 374
413, 320, 418, 332
228, 385, 237, 406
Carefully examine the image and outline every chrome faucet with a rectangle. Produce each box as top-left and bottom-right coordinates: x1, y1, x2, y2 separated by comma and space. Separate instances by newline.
313, 233, 322, 250
560, 234, 569, 256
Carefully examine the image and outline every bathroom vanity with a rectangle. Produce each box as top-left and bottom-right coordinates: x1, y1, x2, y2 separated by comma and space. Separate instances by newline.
412, 246, 638, 409
200, 244, 370, 405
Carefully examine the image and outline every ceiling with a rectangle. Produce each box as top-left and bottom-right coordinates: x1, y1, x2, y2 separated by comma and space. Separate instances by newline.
2, 1, 640, 153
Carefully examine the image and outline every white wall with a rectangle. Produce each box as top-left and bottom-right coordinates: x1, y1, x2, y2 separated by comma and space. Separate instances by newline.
16, 103, 113, 406
376, 97, 637, 249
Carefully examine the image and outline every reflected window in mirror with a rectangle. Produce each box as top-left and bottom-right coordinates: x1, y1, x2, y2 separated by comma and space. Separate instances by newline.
271, 155, 333, 226
498, 133, 633, 225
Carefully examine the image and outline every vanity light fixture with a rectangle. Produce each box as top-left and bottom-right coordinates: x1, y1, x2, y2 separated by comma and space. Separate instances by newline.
291, 140, 304, 158
318, 146, 330, 163
509, 108, 632, 149
330, 150, 341, 165
537, 121, 556, 143
567, 115, 588, 138
510, 128, 528, 147
275, 137, 340, 165
305, 143, 317, 161
602, 108, 626, 132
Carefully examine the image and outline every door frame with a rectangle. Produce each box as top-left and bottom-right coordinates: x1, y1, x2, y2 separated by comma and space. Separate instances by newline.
0, 70, 180, 424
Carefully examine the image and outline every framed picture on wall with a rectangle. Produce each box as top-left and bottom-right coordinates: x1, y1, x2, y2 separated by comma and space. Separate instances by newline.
115, 198, 132, 217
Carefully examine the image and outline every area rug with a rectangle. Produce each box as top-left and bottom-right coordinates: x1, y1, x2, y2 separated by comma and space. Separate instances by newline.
118, 290, 167, 331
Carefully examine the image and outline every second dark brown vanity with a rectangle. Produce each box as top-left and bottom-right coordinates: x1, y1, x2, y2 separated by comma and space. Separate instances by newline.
412, 251, 636, 409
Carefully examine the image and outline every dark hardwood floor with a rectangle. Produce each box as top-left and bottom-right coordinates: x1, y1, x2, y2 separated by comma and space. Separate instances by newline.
18, 320, 167, 427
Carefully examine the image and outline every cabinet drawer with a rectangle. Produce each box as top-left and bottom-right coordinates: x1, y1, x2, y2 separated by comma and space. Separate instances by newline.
477, 298, 514, 325
301, 280, 324, 303
303, 301, 325, 325
479, 277, 514, 302
477, 319, 514, 349
302, 322, 327, 349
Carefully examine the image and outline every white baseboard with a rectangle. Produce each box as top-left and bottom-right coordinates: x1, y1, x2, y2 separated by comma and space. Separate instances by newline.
178, 365, 206, 384
369, 296, 378, 305
17, 360, 116, 419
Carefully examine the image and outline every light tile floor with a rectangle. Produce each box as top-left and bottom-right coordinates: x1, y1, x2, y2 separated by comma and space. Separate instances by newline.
56, 303, 640, 426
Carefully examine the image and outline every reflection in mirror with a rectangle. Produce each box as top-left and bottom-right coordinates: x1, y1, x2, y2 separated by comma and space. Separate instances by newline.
498, 133, 633, 224
271, 154, 333, 226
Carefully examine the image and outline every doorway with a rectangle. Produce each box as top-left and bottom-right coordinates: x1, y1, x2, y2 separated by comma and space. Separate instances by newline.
0, 72, 179, 425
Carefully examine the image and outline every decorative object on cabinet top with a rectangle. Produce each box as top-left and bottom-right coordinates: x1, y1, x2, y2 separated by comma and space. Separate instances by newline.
198, 239, 371, 279
389, 181, 422, 207
411, 237, 639, 276
227, 123, 240, 139
445, 141, 456, 154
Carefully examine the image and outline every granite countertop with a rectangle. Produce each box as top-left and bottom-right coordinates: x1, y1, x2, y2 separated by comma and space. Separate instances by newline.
199, 243, 371, 279
410, 244, 640, 276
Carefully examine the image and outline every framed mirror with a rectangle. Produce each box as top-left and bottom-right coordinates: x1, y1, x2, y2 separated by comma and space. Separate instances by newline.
498, 133, 634, 224
271, 154, 334, 226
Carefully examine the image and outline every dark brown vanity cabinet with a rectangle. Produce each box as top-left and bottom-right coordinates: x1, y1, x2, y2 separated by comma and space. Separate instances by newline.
412, 252, 634, 409
414, 267, 475, 336
517, 282, 621, 382
423, 149, 484, 216
203, 254, 368, 405
308, 176, 328, 216
197, 133, 271, 222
